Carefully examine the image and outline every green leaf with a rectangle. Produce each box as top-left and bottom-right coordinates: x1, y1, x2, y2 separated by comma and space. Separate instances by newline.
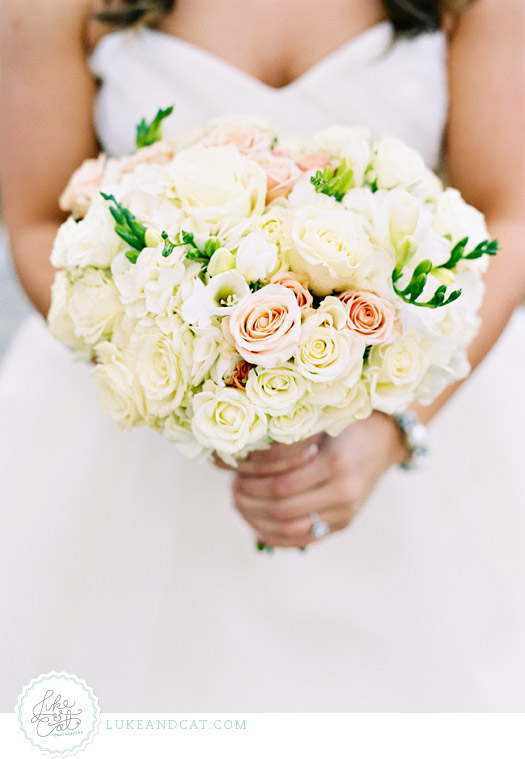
464, 239, 500, 260
136, 105, 174, 148
310, 158, 354, 202
440, 237, 468, 270
101, 192, 147, 256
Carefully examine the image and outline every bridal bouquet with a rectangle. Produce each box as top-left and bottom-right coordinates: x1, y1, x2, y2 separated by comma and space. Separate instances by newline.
49, 109, 497, 464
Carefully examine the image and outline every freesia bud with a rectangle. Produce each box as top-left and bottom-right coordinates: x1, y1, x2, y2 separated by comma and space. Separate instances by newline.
208, 247, 236, 277
145, 227, 163, 247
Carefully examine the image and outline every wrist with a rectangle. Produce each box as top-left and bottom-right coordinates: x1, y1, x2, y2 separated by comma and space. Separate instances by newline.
371, 411, 411, 469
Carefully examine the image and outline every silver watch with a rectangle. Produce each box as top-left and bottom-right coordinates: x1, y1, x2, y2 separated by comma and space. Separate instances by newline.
392, 407, 429, 471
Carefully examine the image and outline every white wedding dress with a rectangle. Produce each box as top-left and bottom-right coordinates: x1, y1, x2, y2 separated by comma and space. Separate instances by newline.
0, 21, 524, 712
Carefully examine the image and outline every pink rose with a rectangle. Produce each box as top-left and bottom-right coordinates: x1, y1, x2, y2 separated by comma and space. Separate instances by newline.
270, 272, 313, 311
224, 284, 302, 368
120, 140, 174, 173
59, 154, 106, 219
225, 358, 254, 390
202, 125, 271, 154
294, 153, 332, 172
250, 151, 302, 203
339, 290, 396, 344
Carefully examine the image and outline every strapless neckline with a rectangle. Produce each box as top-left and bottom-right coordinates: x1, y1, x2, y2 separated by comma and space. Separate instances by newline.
93, 20, 395, 96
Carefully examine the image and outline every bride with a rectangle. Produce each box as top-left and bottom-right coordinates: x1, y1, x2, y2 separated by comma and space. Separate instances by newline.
0, 0, 523, 712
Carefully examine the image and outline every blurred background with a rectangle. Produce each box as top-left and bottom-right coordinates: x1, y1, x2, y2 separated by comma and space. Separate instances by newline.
0, 217, 32, 360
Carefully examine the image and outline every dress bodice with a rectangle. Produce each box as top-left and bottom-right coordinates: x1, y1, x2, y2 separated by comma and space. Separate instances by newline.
89, 21, 448, 168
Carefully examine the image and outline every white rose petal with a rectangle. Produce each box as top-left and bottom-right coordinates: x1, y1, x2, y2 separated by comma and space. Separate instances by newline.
235, 231, 279, 282
191, 384, 267, 454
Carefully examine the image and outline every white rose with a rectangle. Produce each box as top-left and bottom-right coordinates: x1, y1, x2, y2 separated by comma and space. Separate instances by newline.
317, 381, 372, 436
295, 304, 365, 384
245, 363, 308, 414
161, 407, 206, 458
125, 319, 190, 416
91, 342, 146, 428
371, 137, 426, 191
47, 271, 92, 357
52, 196, 124, 268
365, 332, 430, 413
66, 268, 122, 346
314, 125, 371, 185
235, 231, 279, 282
171, 145, 267, 223
268, 402, 319, 444
249, 206, 293, 248
432, 188, 489, 259
190, 325, 222, 386
191, 383, 267, 454
288, 205, 375, 295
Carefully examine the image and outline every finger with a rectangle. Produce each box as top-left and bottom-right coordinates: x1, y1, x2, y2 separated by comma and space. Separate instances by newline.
254, 519, 348, 549
235, 436, 323, 476
232, 477, 356, 521
241, 506, 351, 540
212, 453, 236, 471
236, 443, 334, 499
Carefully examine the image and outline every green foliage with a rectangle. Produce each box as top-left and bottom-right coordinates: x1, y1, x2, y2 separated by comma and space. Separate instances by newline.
438, 237, 499, 270
310, 157, 354, 202
100, 192, 147, 261
392, 234, 499, 310
136, 105, 174, 148
392, 259, 462, 309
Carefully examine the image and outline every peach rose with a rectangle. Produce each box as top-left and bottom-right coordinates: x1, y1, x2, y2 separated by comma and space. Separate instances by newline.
224, 284, 302, 368
59, 154, 106, 219
120, 140, 175, 173
250, 151, 302, 204
294, 153, 332, 172
270, 272, 313, 311
202, 124, 271, 154
225, 359, 254, 390
339, 290, 396, 345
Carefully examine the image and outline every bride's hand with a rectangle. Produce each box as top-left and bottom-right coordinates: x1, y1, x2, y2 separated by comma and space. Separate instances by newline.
226, 412, 407, 548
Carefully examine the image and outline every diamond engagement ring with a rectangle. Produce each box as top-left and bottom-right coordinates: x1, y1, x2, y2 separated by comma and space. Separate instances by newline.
310, 511, 329, 539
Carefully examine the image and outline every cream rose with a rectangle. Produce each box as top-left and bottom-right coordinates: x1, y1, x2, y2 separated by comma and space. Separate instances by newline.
52, 196, 124, 269
47, 271, 92, 357
370, 137, 426, 191
224, 284, 302, 368
268, 402, 319, 444
432, 188, 489, 258
288, 206, 375, 295
91, 343, 146, 428
250, 150, 301, 203
270, 271, 313, 311
235, 231, 279, 282
191, 383, 267, 454
317, 381, 372, 436
365, 332, 430, 413
66, 268, 122, 346
171, 145, 267, 223
125, 320, 190, 416
295, 306, 365, 384
59, 154, 106, 219
339, 290, 395, 345
314, 125, 371, 185
245, 363, 308, 414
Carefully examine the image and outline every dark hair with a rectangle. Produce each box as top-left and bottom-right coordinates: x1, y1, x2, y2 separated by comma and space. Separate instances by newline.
97, 1, 472, 32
